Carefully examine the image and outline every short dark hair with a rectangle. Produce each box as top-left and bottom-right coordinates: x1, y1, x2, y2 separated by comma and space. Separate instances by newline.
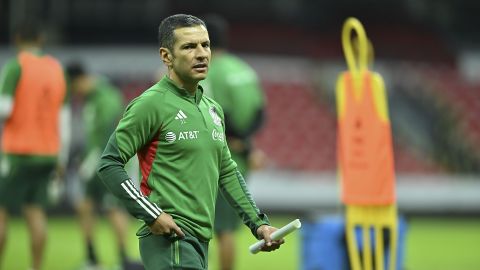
203, 14, 228, 49
65, 61, 87, 81
14, 20, 42, 43
158, 14, 206, 50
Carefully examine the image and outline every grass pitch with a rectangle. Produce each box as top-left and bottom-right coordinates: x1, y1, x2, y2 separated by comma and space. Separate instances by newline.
1, 216, 479, 269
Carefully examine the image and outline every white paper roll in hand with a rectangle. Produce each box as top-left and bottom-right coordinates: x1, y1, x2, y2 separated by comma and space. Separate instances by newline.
249, 219, 302, 254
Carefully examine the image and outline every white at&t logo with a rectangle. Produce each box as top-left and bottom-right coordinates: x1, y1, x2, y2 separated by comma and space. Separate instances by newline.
165, 132, 176, 143
212, 129, 224, 142
165, 131, 200, 143
178, 131, 199, 140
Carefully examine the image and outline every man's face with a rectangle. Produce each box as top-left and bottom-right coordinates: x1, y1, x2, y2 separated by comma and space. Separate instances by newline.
70, 75, 90, 96
168, 25, 211, 84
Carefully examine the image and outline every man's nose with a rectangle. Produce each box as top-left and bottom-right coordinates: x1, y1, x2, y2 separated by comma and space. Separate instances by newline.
196, 46, 209, 59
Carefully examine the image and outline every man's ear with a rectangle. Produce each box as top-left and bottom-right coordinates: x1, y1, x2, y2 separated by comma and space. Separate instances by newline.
159, 47, 173, 67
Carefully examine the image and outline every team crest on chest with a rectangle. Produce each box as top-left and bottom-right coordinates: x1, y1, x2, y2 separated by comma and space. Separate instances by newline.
209, 106, 222, 127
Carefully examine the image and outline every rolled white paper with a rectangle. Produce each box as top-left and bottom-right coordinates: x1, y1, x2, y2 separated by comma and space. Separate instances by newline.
249, 219, 302, 254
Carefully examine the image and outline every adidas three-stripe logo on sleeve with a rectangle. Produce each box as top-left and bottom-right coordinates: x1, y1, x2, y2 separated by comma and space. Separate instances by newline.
121, 179, 162, 220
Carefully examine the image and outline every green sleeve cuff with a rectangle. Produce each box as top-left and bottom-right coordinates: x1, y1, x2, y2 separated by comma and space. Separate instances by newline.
252, 213, 271, 239
97, 133, 162, 224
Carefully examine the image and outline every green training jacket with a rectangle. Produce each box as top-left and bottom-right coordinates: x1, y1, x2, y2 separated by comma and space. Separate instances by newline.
83, 78, 123, 154
97, 76, 269, 241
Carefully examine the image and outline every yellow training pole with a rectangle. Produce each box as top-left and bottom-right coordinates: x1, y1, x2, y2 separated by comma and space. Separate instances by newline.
341, 17, 368, 95
339, 17, 399, 270
342, 17, 370, 270
389, 221, 398, 270
346, 214, 361, 270
375, 225, 384, 270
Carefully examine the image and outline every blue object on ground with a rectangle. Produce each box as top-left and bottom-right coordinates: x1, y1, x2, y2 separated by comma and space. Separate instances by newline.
301, 215, 407, 270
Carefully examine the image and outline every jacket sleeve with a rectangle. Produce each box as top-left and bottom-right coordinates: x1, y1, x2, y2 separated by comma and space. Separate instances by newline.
217, 108, 270, 239
97, 95, 163, 224
0, 58, 20, 120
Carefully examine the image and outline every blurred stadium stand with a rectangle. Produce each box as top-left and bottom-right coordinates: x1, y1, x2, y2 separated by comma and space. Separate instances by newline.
1, 0, 480, 214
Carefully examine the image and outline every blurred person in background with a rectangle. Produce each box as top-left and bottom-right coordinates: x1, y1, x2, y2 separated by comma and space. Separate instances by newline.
201, 14, 267, 270
0, 21, 70, 270
66, 63, 143, 270
97, 14, 282, 270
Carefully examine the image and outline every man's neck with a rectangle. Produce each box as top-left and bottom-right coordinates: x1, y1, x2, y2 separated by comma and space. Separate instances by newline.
168, 71, 197, 95
84, 77, 97, 96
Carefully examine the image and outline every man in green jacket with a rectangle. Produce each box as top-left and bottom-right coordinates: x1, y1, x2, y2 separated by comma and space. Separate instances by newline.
97, 14, 283, 270
67, 63, 142, 270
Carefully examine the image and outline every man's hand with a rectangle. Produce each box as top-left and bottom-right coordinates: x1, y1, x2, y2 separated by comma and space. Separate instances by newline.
55, 164, 66, 181
256, 225, 285, 252
48, 168, 65, 205
227, 137, 246, 152
149, 212, 185, 238
249, 148, 268, 170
